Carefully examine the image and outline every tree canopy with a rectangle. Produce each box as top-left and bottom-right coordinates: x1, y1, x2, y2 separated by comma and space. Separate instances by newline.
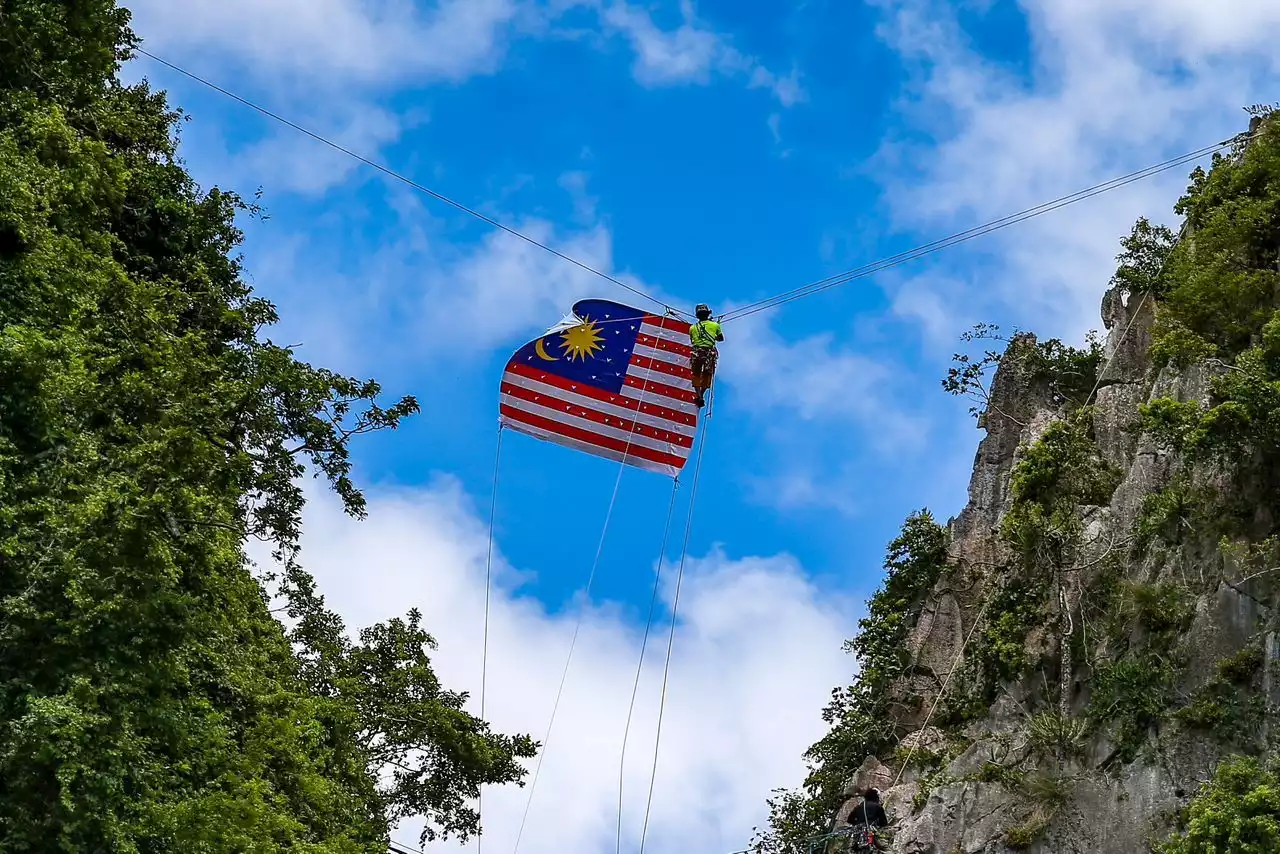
0, 2, 535, 850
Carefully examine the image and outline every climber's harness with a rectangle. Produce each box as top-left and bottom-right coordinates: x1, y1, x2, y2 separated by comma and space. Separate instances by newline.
848, 826, 876, 852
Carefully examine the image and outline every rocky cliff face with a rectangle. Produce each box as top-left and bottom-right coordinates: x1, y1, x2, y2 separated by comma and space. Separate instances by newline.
820, 121, 1280, 854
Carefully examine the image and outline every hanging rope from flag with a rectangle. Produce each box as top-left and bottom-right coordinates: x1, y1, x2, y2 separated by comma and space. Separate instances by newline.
476, 298, 712, 854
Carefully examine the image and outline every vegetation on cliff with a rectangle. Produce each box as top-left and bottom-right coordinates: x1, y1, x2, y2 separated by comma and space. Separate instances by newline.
751, 511, 950, 853
755, 108, 1280, 854
0, 3, 535, 851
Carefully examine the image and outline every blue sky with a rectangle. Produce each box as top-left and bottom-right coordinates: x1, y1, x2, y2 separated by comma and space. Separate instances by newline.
119, 1, 1280, 852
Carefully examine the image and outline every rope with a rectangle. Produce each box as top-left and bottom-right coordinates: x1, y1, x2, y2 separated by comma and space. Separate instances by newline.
511, 357, 663, 854
510, 453, 628, 854
890, 599, 991, 790
719, 139, 1237, 324
638, 417, 712, 854
133, 49, 681, 319
616, 480, 682, 854
129, 47, 1260, 328
477, 426, 505, 854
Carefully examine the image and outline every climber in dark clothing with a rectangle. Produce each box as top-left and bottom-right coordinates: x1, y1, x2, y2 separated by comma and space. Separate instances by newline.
853, 788, 889, 829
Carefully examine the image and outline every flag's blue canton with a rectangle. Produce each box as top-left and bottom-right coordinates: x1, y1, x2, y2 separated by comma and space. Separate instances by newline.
510, 299, 649, 395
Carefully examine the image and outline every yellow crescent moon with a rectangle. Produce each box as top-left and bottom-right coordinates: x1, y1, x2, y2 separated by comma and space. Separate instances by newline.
534, 337, 560, 361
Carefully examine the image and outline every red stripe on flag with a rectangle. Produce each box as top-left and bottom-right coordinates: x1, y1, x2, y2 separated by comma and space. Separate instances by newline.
630, 353, 693, 382
499, 403, 689, 469
645, 314, 693, 335
504, 362, 698, 426
500, 383, 694, 448
637, 332, 692, 358
624, 374, 698, 405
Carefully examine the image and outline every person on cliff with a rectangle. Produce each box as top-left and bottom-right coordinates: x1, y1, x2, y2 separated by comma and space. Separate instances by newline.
854, 788, 889, 830
847, 788, 890, 852
688, 303, 724, 408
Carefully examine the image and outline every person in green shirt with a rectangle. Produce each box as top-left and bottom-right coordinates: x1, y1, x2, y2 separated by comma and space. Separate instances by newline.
688, 303, 724, 408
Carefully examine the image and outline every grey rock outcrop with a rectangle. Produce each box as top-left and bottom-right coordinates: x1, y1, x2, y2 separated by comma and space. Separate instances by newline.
820, 281, 1278, 854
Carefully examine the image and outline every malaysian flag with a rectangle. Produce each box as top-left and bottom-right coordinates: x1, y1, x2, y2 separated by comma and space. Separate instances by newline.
498, 298, 699, 477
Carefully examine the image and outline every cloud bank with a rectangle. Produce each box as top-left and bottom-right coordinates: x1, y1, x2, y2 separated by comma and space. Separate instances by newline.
257, 476, 855, 854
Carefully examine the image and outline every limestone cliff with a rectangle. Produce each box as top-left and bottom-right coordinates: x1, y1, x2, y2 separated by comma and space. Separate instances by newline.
794, 115, 1280, 854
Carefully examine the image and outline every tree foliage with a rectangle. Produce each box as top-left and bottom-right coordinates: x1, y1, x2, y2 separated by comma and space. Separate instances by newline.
1136, 116, 1280, 525
1159, 757, 1280, 854
1000, 409, 1121, 571
0, 2, 533, 851
751, 511, 950, 854
943, 324, 1104, 420
1110, 216, 1176, 297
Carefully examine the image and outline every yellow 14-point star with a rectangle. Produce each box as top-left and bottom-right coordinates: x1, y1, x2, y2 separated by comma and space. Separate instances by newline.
560, 320, 605, 361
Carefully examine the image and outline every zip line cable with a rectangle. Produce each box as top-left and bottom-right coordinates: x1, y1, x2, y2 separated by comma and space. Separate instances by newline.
477, 427, 505, 854
509, 358, 663, 854
616, 480, 682, 854
142, 41, 1250, 840
720, 139, 1231, 321
721, 143, 1229, 322
133, 48, 679, 319
134, 50, 1239, 332
719, 137, 1240, 323
638, 417, 712, 854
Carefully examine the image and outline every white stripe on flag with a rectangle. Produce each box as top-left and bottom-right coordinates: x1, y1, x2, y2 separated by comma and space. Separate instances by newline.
640, 320, 691, 348
501, 373, 696, 438
499, 395, 693, 456
499, 416, 682, 477
619, 381, 698, 415
632, 341, 693, 371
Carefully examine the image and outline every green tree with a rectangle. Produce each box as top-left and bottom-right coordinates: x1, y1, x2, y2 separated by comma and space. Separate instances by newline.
1159, 757, 1280, 854
1157, 118, 1280, 358
1110, 216, 1176, 297
1138, 116, 1280, 523
0, 2, 534, 851
751, 511, 950, 854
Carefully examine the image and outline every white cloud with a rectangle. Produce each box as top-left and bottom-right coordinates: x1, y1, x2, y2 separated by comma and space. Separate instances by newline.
602, 1, 728, 86
558, 170, 600, 223
1031, 0, 1280, 61
743, 468, 861, 517
234, 103, 416, 197
888, 274, 973, 353
720, 311, 928, 447
598, 0, 805, 106
865, 0, 1280, 343
124, 0, 525, 88
124, 0, 804, 107
423, 218, 673, 353
750, 66, 807, 109
259, 476, 854, 854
